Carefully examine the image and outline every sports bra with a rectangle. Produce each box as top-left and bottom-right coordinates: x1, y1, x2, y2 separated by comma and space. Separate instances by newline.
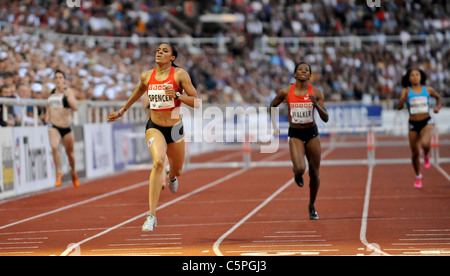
287, 83, 315, 124
406, 86, 430, 115
48, 88, 70, 109
147, 67, 182, 111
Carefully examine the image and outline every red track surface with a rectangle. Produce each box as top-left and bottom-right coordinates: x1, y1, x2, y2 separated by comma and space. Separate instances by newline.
1, 135, 449, 256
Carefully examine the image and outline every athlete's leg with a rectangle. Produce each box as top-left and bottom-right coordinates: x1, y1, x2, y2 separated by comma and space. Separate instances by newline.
61, 131, 79, 187
408, 130, 421, 176
48, 127, 63, 186
166, 137, 185, 180
420, 124, 434, 158
305, 136, 322, 207
289, 137, 306, 186
146, 128, 168, 216
48, 127, 62, 174
61, 131, 76, 173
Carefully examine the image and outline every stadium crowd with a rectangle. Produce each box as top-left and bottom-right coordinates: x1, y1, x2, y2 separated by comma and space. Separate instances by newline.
1, 0, 449, 126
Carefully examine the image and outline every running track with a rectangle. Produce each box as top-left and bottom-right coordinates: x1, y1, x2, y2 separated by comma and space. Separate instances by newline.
0, 135, 449, 256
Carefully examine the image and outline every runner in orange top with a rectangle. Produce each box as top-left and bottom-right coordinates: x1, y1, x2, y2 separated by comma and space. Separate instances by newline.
108, 43, 199, 231
270, 62, 329, 220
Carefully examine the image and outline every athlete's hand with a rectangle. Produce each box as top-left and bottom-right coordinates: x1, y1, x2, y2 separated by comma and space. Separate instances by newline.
165, 86, 176, 99
308, 94, 318, 107
433, 105, 441, 114
107, 110, 121, 122
272, 127, 280, 137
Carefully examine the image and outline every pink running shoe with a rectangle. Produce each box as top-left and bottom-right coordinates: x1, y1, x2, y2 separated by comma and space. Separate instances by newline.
414, 174, 423, 189
424, 155, 431, 169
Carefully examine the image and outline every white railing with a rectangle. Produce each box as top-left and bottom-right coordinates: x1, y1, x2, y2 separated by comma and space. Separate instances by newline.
4, 22, 450, 53
258, 33, 450, 53
0, 98, 148, 126
1, 23, 231, 50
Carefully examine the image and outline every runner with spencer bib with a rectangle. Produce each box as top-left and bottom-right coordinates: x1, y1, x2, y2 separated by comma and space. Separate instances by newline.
270, 62, 329, 220
108, 43, 199, 231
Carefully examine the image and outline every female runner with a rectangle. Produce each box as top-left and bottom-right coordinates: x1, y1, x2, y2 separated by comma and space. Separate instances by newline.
45, 69, 79, 188
270, 62, 329, 220
108, 43, 199, 231
398, 68, 441, 188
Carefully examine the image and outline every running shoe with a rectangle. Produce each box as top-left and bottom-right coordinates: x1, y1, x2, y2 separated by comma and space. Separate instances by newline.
424, 155, 431, 169
414, 174, 423, 189
55, 172, 62, 187
142, 214, 157, 231
295, 174, 304, 188
169, 177, 178, 193
309, 205, 319, 220
166, 164, 178, 193
71, 171, 79, 188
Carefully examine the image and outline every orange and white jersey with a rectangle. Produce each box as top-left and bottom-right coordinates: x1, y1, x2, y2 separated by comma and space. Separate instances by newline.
287, 83, 314, 124
147, 67, 182, 111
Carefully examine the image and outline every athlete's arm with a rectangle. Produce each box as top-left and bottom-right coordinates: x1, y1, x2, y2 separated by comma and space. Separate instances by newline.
426, 86, 441, 113
397, 87, 408, 110
65, 88, 78, 111
173, 68, 199, 108
107, 71, 148, 122
269, 87, 288, 136
45, 103, 50, 124
310, 86, 329, 123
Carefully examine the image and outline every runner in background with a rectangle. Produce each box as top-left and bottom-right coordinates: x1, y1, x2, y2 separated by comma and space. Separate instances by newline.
397, 68, 441, 188
270, 62, 329, 220
45, 69, 79, 188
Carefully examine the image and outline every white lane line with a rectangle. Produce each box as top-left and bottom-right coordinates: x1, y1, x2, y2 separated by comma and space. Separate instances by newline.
0, 241, 43, 245
359, 166, 389, 256
0, 151, 247, 231
0, 246, 39, 250
213, 177, 294, 256
399, 238, 450, 241
108, 242, 181, 246
212, 144, 336, 256
413, 229, 450, 232
8, 237, 48, 240
241, 244, 332, 248
0, 251, 35, 255
60, 168, 247, 256
263, 235, 321, 238
252, 239, 326, 243
126, 237, 181, 241
0, 180, 148, 230
275, 231, 316, 234
434, 164, 450, 182
406, 233, 450, 236
90, 247, 182, 252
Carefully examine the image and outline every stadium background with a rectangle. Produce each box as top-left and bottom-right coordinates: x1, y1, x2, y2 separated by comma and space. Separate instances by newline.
0, 0, 449, 218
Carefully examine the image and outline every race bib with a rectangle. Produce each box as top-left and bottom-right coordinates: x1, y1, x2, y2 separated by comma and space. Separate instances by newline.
148, 84, 175, 110
290, 102, 314, 124
48, 94, 64, 109
409, 96, 428, 115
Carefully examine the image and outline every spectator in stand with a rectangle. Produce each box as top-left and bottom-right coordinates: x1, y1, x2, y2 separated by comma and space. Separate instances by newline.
0, 0, 449, 106
30, 82, 47, 125
0, 84, 16, 126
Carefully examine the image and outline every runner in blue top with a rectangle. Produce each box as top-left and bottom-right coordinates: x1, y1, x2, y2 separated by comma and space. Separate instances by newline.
398, 68, 441, 188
